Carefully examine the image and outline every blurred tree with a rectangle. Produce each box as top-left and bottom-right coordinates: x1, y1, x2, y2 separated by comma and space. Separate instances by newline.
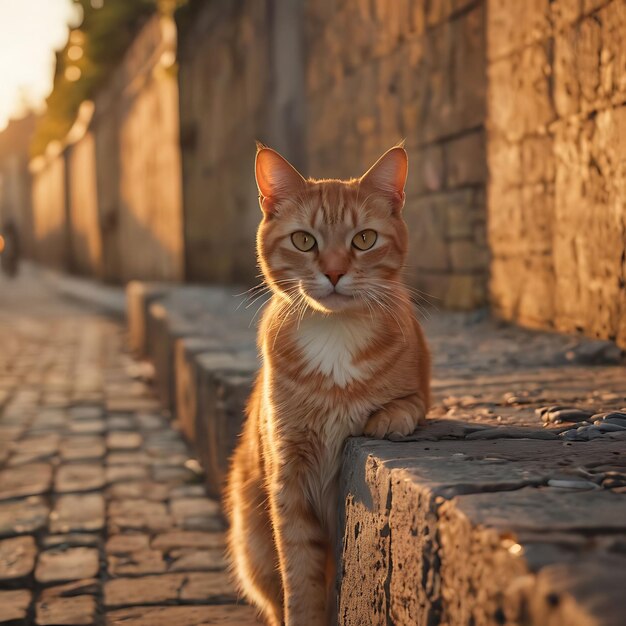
32, 0, 188, 156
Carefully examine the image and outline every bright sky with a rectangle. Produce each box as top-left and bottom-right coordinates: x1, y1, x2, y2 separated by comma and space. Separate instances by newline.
0, 0, 81, 130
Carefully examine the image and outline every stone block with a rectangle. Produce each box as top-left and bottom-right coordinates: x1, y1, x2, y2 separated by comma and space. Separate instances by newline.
176, 337, 221, 442
449, 240, 489, 273
489, 256, 524, 320
452, 5, 487, 129
194, 352, 257, 497
487, 183, 524, 256
35, 548, 99, 584
105, 605, 262, 626
126, 281, 168, 358
108, 550, 166, 577
50, 494, 105, 533
338, 438, 626, 625
405, 195, 450, 273
577, 15, 603, 108
551, 0, 583, 27
104, 572, 235, 607
35, 596, 96, 626
488, 55, 524, 141
487, 0, 525, 60
599, 1, 626, 102
0, 536, 36, 582
0, 497, 49, 538
488, 0, 550, 60
445, 131, 486, 188
521, 184, 555, 254
444, 274, 488, 310
554, 26, 581, 117
405, 144, 445, 198
55, 464, 105, 494
516, 255, 557, 328
0, 589, 31, 625
151, 531, 225, 552
522, 135, 555, 184
447, 202, 478, 240
486, 137, 522, 189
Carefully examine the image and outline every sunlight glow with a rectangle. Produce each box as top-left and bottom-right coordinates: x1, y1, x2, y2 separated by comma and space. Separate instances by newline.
68, 45, 84, 61
65, 66, 82, 82
0, 0, 81, 130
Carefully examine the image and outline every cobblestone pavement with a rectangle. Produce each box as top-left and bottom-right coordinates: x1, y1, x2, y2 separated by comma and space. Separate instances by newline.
0, 272, 260, 625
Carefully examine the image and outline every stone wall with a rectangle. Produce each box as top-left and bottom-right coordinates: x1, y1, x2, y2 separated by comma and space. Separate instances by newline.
487, 0, 626, 347
177, 0, 306, 284
98, 15, 185, 283
176, 0, 488, 307
30, 151, 69, 270
29, 15, 185, 284
306, 0, 488, 308
66, 117, 103, 278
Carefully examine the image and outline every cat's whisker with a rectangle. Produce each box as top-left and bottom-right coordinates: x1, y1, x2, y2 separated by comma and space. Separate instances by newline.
376, 285, 432, 323
249, 294, 273, 327
368, 279, 439, 314
365, 289, 407, 342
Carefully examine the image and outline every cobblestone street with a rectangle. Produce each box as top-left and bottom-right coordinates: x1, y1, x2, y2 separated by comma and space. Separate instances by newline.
0, 271, 259, 626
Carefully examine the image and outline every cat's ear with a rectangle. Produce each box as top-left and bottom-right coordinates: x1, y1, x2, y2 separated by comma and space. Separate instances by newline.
360, 146, 408, 211
255, 146, 306, 213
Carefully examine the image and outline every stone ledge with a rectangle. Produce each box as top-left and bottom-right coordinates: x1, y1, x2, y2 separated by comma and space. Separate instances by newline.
339, 438, 626, 626
127, 282, 626, 625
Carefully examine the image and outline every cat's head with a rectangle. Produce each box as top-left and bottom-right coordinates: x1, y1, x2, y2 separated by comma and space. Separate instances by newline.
255, 144, 409, 314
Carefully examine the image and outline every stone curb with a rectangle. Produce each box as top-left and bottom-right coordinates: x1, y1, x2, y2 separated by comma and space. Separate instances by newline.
126, 282, 626, 626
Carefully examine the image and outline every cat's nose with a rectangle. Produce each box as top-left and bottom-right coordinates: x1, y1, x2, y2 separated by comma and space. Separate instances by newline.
325, 272, 344, 287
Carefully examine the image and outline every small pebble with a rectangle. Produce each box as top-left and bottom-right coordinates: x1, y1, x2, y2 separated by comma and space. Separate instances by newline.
602, 478, 626, 489
548, 478, 598, 490
536, 405, 568, 417
545, 408, 595, 424
594, 422, 626, 432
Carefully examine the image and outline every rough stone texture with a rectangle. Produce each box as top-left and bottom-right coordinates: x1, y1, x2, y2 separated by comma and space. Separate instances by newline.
55, 464, 105, 493
487, 0, 626, 349
30, 15, 184, 283
177, 0, 306, 284
36, 595, 96, 626
0, 464, 52, 500
106, 605, 261, 626
306, 0, 488, 309
0, 536, 36, 582
104, 572, 236, 607
0, 272, 258, 624
0, 589, 31, 625
0, 497, 49, 538
175, 0, 488, 307
35, 548, 100, 584
50, 494, 105, 533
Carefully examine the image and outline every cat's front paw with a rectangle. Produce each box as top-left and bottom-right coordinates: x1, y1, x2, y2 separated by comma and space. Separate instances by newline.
363, 398, 425, 439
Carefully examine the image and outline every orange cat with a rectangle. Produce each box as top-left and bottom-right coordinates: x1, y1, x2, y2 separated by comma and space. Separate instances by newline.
225, 145, 431, 626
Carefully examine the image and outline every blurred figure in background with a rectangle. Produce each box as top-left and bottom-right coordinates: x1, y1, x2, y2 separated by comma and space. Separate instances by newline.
0, 218, 20, 278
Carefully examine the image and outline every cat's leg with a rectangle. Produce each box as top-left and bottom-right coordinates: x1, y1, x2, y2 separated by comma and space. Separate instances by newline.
228, 473, 283, 626
363, 392, 427, 438
269, 474, 329, 626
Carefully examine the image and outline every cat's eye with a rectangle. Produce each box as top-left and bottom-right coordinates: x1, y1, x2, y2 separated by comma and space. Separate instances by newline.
352, 229, 377, 251
291, 231, 316, 252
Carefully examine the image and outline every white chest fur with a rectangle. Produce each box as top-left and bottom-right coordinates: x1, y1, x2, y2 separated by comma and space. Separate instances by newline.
295, 314, 372, 387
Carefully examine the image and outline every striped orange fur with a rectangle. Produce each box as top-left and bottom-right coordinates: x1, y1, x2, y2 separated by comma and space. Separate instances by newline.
225, 145, 431, 626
